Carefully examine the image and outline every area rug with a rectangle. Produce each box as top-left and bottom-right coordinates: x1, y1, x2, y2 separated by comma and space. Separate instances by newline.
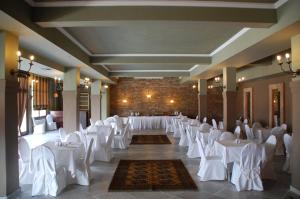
130, 135, 171, 145
108, 160, 198, 191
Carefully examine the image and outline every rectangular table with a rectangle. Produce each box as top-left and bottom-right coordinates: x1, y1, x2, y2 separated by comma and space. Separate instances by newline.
128, 116, 175, 130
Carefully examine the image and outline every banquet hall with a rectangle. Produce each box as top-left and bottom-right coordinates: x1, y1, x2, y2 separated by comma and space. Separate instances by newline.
1, 0, 300, 198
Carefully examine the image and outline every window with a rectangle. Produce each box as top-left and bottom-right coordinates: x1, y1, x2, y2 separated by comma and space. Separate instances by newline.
32, 75, 49, 110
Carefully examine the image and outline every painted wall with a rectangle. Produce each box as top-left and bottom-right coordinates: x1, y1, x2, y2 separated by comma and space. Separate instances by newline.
110, 77, 198, 117
236, 73, 292, 129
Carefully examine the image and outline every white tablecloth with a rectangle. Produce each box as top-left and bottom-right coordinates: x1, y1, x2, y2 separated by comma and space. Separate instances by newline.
128, 116, 174, 130
215, 140, 267, 167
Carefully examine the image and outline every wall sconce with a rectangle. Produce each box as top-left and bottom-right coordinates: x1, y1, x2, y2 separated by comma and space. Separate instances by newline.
11, 51, 35, 79
208, 85, 214, 89
276, 53, 300, 76
84, 77, 91, 89
104, 84, 109, 89
238, 77, 245, 82
122, 99, 128, 103
170, 99, 174, 104
146, 94, 152, 99
192, 85, 197, 89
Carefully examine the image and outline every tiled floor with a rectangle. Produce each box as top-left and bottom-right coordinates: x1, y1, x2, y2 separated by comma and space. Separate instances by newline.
17, 130, 297, 199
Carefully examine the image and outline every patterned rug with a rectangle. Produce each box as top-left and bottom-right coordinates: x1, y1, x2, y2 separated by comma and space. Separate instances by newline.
109, 160, 198, 191
130, 135, 171, 145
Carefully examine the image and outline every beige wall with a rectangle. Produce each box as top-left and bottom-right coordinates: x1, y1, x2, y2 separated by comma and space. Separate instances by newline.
110, 77, 198, 117
236, 73, 292, 128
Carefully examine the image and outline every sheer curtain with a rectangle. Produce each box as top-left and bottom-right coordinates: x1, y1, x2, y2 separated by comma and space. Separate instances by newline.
17, 78, 28, 135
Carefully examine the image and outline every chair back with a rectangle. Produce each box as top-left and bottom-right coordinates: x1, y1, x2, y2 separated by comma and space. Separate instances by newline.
243, 118, 248, 124
65, 132, 81, 143
186, 127, 194, 144
75, 131, 88, 151
32, 145, 56, 175
46, 114, 54, 124
240, 143, 262, 171
200, 123, 211, 133
59, 128, 67, 141
123, 123, 129, 138
212, 119, 218, 129
203, 117, 207, 123
265, 135, 277, 158
281, 123, 287, 131
106, 127, 114, 146
90, 118, 95, 126
283, 134, 292, 158
179, 122, 185, 136
208, 129, 222, 144
19, 138, 31, 162
95, 120, 104, 126
84, 138, 94, 165
245, 124, 254, 140
196, 137, 206, 160
219, 132, 235, 141
218, 121, 224, 130
234, 126, 241, 139
270, 126, 284, 135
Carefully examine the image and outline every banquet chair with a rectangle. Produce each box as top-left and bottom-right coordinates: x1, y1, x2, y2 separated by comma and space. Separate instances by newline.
212, 119, 218, 129
165, 119, 173, 133
203, 117, 207, 123
200, 123, 211, 133
243, 118, 248, 124
205, 129, 222, 156
75, 131, 88, 152
283, 134, 292, 173
31, 145, 67, 197
18, 138, 33, 185
94, 126, 114, 162
65, 132, 81, 143
113, 124, 129, 149
32, 117, 46, 134
270, 126, 285, 155
219, 132, 235, 141
73, 139, 94, 186
59, 128, 67, 142
46, 114, 57, 131
179, 122, 188, 147
218, 121, 224, 130
196, 137, 226, 181
186, 127, 200, 158
90, 118, 95, 126
234, 126, 241, 139
244, 124, 254, 140
95, 120, 104, 126
261, 135, 277, 179
172, 119, 181, 138
231, 143, 264, 191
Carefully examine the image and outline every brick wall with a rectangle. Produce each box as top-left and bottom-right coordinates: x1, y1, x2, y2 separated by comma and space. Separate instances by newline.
110, 77, 198, 118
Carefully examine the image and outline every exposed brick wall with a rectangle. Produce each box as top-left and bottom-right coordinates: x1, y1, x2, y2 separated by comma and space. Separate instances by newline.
207, 88, 223, 121
110, 77, 198, 118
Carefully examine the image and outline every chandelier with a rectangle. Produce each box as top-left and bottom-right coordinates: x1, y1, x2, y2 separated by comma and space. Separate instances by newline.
11, 51, 35, 78
84, 77, 91, 89
276, 53, 300, 77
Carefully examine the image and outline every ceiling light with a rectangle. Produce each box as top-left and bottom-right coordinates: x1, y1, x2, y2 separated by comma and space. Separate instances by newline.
170, 99, 174, 104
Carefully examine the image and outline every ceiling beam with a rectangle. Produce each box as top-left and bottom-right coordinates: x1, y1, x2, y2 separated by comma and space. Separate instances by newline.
33, 6, 277, 28
109, 71, 190, 77
91, 56, 211, 65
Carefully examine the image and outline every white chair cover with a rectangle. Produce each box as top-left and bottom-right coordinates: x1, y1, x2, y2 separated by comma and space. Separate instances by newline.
93, 126, 114, 162
179, 122, 188, 147
95, 120, 104, 126
196, 137, 226, 181
59, 128, 67, 142
75, 131, 88, 152
202, 117, 207, 123
186, 127, 200, 158
19, 138, 33, 185
234, 126, 241, 139
243, 118, 248, 124
212, 119, 218, 129
172, 119, 181, 138
32, 118, 46, 134
270, 126, 285, 155
219, 132, 236, 141
31, 145, 67, 197
283, 134, 292, 173
261, 135, 277, 179
113, 124, 129, 149
200, 123, 211, 133
231, 143, 264, 191
65, 133, 81, 143
218, 121, 224, 130
46, 114, 57, 131
165, 118, 173, 133
244, 124, 254, 140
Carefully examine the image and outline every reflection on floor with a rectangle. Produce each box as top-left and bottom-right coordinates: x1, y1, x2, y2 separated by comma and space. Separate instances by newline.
18, 129, 297, 199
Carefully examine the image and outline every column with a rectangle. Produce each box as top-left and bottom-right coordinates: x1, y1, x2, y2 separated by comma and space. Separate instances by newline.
0, 31, 19, 197
198, 79, 207, 121
290, 34, 300, 195
222, 67, 237, 132
90, 80, 102, 122
101, 85, 110, 119
63, 68, 80, 132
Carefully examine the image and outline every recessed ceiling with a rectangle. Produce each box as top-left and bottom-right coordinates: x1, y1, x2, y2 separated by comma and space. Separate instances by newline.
105, 63, 194, 71
64, 22, 243, 55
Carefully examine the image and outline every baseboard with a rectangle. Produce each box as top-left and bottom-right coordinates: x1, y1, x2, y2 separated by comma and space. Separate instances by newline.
290, 186, 300, 196
0, 187, 21, 199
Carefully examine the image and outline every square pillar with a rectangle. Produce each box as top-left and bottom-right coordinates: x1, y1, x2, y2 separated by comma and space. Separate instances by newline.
63, 68, 80, 132
290, 34, 300, 195
223, 67, 237, 132
90, 80, 102, 122
198, 79, 207, 121
0, 31, 19, 197
101, 85, 110, 119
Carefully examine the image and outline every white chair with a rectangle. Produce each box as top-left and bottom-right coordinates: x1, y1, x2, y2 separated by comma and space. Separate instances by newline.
95, 120, 104, 126
283, 134, 292, 173
212, 119, 218, 129
203, 117, 207, 123
113, 124, 129, 149
59, 128, 67, 141
179, 122, 188, 147
65, 132, 81, 143
218, 121, 224, 130
244, 124, 254, 140
31, 145, 67, 197
271, 126, 285, 155
172, 119, 181, 138
200, 123, 211, 133
231, 143, 264, 191
196, 137, 226, 181
243, 118, 248, 124
219, 132, 235, 141
32, 118, 46, 134
46, 114, 57, 131
261, 135, 277, 179
94, 126, 114, 162
72, 139, 94, 186
165, 119, 173, 133
186, 127, 200, 158
75, 131, 88, 152
18, 138, 33, 185
90, 118, 95, 126
234, 126, 241, 139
